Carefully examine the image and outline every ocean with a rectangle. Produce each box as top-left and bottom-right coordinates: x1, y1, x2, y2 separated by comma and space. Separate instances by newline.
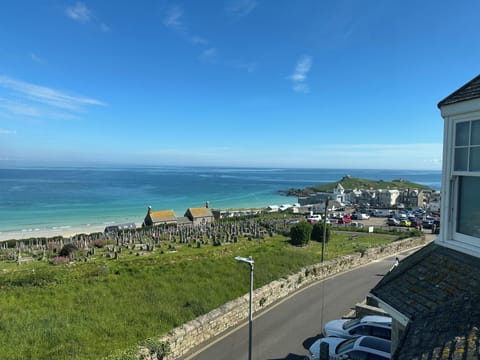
0, 166, 442, 241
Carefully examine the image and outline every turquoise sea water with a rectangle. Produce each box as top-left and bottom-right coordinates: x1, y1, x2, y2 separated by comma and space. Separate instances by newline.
0, 166, 442, 240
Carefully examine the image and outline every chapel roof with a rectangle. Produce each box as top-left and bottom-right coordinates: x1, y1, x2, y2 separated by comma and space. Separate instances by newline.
185, 207, 213, 218
150, 210, 177, 222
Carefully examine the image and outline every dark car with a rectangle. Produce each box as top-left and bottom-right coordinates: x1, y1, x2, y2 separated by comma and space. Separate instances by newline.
410, 218, 422, 227
422, 219, 434, 229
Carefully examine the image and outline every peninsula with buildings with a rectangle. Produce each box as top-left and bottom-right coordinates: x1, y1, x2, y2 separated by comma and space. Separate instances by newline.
280, 176, 440, 213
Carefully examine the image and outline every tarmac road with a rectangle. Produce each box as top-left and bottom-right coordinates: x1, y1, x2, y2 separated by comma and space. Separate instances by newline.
185, 247, 422, 360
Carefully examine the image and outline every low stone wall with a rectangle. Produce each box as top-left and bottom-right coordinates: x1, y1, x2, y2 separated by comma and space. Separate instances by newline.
139, 236, 430, 360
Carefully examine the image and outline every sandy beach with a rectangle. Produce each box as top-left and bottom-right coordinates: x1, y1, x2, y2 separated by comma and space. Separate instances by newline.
0, 223, 117, 242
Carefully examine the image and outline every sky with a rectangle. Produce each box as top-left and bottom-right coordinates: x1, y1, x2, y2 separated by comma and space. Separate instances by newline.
0, 1, 479, 170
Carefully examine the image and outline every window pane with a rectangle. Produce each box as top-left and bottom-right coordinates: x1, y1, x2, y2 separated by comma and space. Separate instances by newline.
454, 148, 468, 171
456, 121, 470, 146
457, 176, 480, 238
472, 120, 480, 145
470, 147, 480, 171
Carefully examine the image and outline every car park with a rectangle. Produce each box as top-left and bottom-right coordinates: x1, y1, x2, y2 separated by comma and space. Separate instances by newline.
308, 336, 391, 360
322, 315, 392, 340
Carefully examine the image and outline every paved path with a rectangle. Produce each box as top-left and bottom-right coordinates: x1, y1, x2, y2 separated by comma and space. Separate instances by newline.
186, 246, 423, 360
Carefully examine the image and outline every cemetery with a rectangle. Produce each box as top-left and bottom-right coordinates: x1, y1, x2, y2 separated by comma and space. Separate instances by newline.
0, 214, 421, 359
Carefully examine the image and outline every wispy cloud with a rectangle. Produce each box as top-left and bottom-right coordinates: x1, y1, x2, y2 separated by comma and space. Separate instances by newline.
190, 35, 208, 45
65, 2, 111, 31
65, 1, 91, 23
288, 55, 313, 93
229, 60, 257, 73
0, 76, 104, 120
163, 5, 185, 31
0, 129, 16, 135
199, 48, 218, 63
162, 6, 254, 73
0, 98, 42, 117
226, 0, 258, 18
30, 53, 45, 64
100, 23, 111, 32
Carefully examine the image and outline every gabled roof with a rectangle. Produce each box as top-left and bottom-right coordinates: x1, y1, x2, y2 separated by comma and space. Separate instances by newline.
185, 207, 213, 218
437, 74, 480, 107
150, 210, 177, 223
371, 243, 480, 359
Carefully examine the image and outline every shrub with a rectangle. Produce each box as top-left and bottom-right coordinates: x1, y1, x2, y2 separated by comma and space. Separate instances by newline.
290, 221, 312, 246
311, 222, 331, 243
59, 243, 78, 257
141, 339, 170, 360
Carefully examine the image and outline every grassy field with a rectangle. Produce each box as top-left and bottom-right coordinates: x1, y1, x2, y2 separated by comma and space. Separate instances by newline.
0, 232, 398, 359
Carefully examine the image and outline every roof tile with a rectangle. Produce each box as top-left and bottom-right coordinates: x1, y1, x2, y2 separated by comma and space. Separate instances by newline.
371, 243, 480, 359
438, 74, 480, 107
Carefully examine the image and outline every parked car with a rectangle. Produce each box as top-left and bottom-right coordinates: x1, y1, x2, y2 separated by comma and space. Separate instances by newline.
409, 218, 422, 227
400, 219, 411, 227
422, 219, 433, 229
322, 315, 392, 340
350, 221, 365, 229
338, 215, 352, 224
387, 218, 400, 226
307, 214, 322, 224
308, 336, 391, 360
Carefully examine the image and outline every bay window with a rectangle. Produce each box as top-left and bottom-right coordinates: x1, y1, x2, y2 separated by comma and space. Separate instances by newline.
453, 119, 480, 241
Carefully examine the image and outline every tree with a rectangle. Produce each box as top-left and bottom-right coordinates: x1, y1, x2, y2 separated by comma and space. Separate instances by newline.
290, 221, 312, 246
311, 222, 331, 243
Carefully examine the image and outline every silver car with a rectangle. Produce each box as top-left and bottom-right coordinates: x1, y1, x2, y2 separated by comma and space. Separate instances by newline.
308, 335, 391, 360
323, 315, 392, 340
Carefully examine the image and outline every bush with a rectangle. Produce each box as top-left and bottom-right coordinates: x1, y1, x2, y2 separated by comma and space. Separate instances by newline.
142, 339, 170, 360
311, 222, 331, 243
290, 221, 312, 246
59, 243, 78, 257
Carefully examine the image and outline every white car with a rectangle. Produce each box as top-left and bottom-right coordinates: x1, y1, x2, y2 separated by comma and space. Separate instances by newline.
308, 335, 391, 360
307, 214, 322, 223
323, 315, 392, 340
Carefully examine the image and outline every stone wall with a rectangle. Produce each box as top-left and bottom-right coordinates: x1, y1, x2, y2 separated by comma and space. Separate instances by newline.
139, 236, 430, 360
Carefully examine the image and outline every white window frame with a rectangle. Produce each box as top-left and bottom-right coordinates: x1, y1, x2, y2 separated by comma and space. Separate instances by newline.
451, 118, 480, 246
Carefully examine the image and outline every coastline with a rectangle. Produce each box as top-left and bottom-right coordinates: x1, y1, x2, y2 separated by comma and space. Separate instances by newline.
0, 167, 442, 242
0, 223, 116, 242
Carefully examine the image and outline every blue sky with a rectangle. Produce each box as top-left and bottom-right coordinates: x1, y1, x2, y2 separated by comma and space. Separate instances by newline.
0, 0, 479, 170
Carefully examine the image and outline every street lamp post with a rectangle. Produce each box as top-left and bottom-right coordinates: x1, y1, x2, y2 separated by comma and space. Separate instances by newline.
322, 198, 330, 262
235, 256, 254, 360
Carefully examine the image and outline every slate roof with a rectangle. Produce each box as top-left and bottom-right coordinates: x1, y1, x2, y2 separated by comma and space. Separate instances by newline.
438, 74, 480, 107
371, 243, 480, 359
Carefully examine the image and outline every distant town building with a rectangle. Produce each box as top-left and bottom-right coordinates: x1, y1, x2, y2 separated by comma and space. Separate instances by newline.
376, 189, 400, 208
